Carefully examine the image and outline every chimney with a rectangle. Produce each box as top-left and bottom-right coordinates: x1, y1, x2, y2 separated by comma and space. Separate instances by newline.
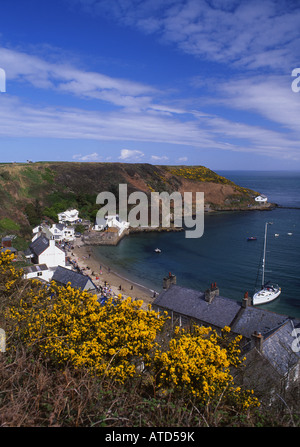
251, 331, 264, 352
242, 291, 251, 308
205, 282, 219, 303
163, 272, 177, 290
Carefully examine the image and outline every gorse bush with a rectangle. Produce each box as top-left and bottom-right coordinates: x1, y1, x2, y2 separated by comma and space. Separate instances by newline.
154, 325, 259, 410
6, 281, 167, 383
0, 251, 261, 426
0, 250, 23, 295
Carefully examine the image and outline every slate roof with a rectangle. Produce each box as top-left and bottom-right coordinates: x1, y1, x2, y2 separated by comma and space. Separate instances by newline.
262, 319, 300, 375
29, 236, 49, 256
53, 223, 65, 231
23, 264, 49, 274
154, 282, 300, 380
1, 246, 17, 253
153, 284, 296, 341
52, 266, 97, 291
24, 248, 34, 257
231, 306, 289, 339
2, 236, 14, 242
153, 284, 242, 329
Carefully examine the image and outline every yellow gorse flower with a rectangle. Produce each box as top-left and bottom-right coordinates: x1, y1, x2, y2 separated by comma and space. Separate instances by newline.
6, 278, 167, 383
0, 250, 23, 293
153, 325, 260, 409
2, 253, 259, 411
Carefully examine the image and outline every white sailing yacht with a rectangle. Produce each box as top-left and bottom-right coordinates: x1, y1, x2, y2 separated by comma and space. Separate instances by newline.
252, 222, 281, 306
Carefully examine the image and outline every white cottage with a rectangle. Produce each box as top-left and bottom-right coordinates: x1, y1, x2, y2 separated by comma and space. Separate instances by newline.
58, 209, 80, 224
43, 223, 75, 242
28, 236, 66, 268
255, 195, 268, 203
23, 264, 53, 282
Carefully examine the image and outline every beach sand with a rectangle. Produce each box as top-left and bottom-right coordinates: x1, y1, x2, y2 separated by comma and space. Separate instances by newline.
68, 238, 158, 309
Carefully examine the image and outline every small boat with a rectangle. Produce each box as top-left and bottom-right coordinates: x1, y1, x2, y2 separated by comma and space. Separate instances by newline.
154, 248, 161, 253
253, 222, 281, 306
275, 233, 279, 237
247, 236, 257, 241
288, 233, 292, 236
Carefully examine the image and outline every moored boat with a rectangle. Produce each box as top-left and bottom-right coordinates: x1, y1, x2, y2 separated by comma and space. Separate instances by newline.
252, 222, 281, 306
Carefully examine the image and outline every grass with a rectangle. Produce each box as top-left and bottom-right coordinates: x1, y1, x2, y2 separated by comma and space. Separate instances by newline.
0, 347, 297, 427
0, 218, 20, 233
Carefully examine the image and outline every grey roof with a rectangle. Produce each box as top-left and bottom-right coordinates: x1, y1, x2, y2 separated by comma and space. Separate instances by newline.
262, 319, 300, 375
231, 306, 289, 339
23, 264, 48, 274
2, 236, 14, 242
153, 284, 241, 329
52, 266, 97, 291
24, 248, 34, 257
29, 236, 49, 256
54, 223, 65, 231
1, 246, 17, 253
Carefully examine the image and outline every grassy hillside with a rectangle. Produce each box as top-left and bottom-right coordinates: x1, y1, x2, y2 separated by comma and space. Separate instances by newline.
0, 161, 262, 239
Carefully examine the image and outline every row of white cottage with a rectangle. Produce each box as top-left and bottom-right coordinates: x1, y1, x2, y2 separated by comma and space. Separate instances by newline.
23, 235, 97, 293
23, 209, 129, 289
24, 210, 81, 284
24, 235, 71, 283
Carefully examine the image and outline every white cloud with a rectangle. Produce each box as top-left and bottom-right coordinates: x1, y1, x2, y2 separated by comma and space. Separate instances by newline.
0, 31, 299, 163
178, 156, 187, 162
0, 92, 299, 161
73, 152, 100, 161
151, 155, 169, 161
119, 149, 145, 160
216, 75, 300, 132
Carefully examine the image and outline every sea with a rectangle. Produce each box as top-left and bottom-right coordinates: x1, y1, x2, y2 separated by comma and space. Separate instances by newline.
93, 171, 300, 318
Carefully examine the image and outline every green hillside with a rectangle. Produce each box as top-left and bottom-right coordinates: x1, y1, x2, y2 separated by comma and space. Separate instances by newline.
0, 161, 262, 241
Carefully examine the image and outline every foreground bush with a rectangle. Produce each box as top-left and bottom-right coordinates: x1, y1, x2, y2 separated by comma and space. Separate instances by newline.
0, 251, 263, 426
153, 325, 259, 411
6, 281, 166, 383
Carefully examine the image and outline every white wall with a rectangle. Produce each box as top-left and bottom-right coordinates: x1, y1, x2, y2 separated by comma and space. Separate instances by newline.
24, 268, 54, 282
38, 240, 66, 268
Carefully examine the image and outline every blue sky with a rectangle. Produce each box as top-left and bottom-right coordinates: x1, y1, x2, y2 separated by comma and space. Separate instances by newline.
0, 0, 299, 170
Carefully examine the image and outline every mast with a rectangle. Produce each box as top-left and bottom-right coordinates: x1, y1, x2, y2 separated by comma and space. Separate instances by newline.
262, 222, 272, 287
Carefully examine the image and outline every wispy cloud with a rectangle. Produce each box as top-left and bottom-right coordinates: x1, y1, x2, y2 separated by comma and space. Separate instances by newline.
70, 0, 300, 72
0, 84, 299, 161
216, 75, 300, 132
0, 21, 299, 164
0, 46, 156, 110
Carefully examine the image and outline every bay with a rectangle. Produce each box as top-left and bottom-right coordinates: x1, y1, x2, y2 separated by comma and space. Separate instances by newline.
93, 171, 300, 318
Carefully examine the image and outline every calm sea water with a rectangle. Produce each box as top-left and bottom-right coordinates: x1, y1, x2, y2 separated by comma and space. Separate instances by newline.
93, 171, 300, 318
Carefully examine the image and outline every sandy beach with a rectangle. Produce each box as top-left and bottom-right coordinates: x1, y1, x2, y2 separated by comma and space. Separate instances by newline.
67, 238, 157, 309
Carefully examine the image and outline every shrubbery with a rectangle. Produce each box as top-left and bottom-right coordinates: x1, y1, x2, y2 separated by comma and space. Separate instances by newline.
0, 251, 265, 426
